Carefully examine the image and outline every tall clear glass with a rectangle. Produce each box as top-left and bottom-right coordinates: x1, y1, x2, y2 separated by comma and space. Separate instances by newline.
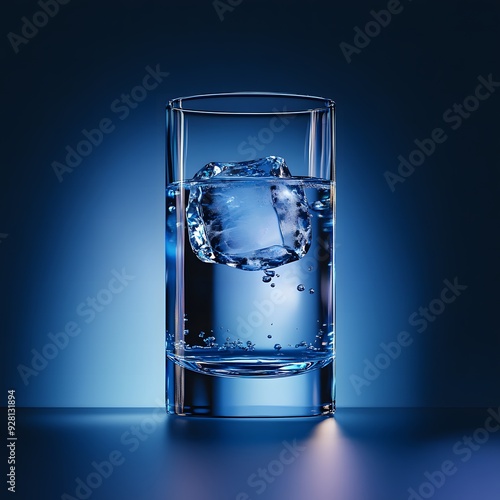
166, 93, 335, 417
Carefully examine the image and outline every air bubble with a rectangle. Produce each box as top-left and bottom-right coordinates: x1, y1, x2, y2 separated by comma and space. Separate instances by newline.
245, 340, 255, 351
267, 334, 272, 339
312, 200, 326, 210
297, 284, 305, 292
262, 276, 272, 283
274, 344, 282, 351
264, 270, 275, 277
309, 288, 315, 294
270, 283, 276, 288
204, 336, 216, 347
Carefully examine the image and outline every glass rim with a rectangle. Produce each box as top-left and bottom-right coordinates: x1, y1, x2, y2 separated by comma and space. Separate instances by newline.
167, 92, 335, 115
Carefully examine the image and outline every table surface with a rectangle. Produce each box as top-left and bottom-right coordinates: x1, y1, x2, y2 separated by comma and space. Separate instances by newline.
4, 407, 500, 500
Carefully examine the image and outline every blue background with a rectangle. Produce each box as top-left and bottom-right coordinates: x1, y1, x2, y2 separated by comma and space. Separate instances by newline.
1, 0, 499, 409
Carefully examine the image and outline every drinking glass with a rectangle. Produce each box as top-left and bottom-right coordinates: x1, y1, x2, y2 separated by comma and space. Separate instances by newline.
166, 93, 335, 416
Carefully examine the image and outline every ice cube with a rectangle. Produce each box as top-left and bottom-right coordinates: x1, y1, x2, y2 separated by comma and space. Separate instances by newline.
192, 156, 291, 180
186, 156, 311, 271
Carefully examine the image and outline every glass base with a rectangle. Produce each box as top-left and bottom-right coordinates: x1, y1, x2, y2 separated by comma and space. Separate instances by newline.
166, 359, 335, 417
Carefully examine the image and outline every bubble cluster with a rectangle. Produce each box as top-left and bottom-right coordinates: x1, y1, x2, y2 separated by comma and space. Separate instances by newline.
262, 269, 279, 286
295, 341, 308, 348
203, 336, 216, 348
216, 337, 256, 352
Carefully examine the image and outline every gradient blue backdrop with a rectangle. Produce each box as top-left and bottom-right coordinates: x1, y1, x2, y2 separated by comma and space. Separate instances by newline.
1, 0, 499, 408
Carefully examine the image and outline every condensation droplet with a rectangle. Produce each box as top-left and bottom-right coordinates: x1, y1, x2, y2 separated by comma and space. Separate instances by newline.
297, 284, 305, 292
